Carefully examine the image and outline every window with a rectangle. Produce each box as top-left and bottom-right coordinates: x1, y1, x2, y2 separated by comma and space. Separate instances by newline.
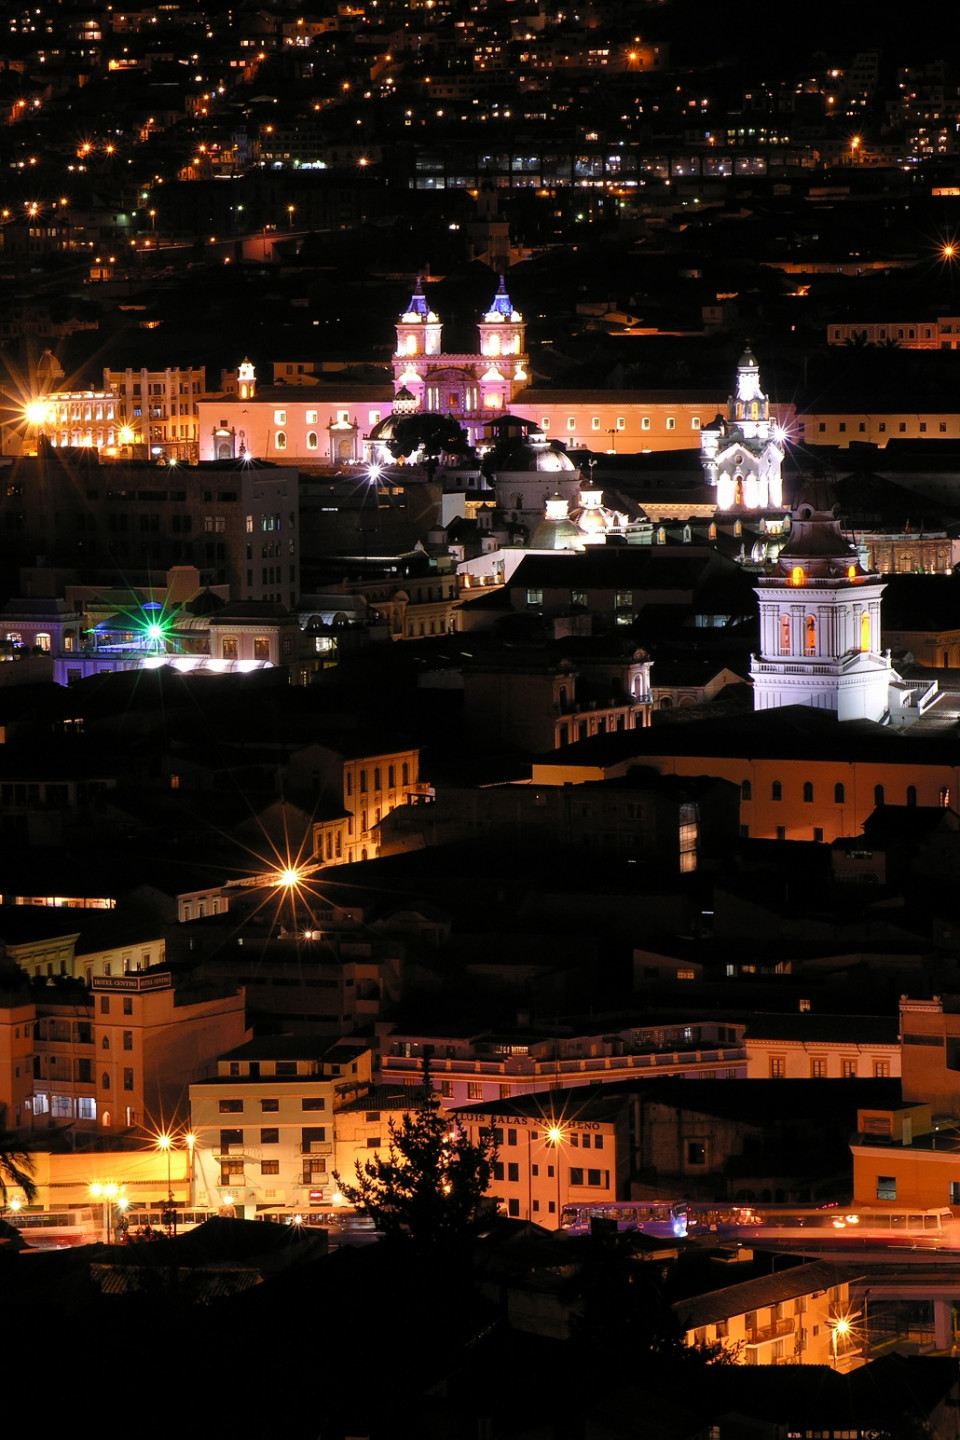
874, 1060, 890, 1078
261, 1098, 279, 1111
507, 1162, 519, 1182
275, 431, 287, 450
566, 416, 576, 430
803, 781, 814, 803
769, 1057, 785, 1078
570, 1167, 584, 1186
811, 1058, 827, 1078
467, 1081, 483, 1100
741, 780, 752, 801
261, 1128, 279, 1144
835, 782, 845, 804
261, 1160, 280, 1175
907, 785, 917, 806
441, 1080, 453, 1098
805, 615, 816, 655
771, 781, 782, 802
666, 417, 675, 430
841, 1059, 857, 1078
100, 997, 110, 1015
123, 1068, 133, 1091
219, 1099, 243, 1114
779, 614, 791, 655
687, 1141, 706, 1164
306, 431, 318, 449
877, 1175, 896, 1200
273, 409, 287, 425
302, 1098, 325, 1110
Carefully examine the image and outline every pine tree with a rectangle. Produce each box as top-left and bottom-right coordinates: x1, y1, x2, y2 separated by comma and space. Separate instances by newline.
334, 1083, 497, 1244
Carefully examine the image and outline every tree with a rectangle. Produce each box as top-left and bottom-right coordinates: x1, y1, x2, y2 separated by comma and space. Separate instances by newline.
386, 413, 470, 478
0, 1132, 37, 1204
333, 1083, 498, 1245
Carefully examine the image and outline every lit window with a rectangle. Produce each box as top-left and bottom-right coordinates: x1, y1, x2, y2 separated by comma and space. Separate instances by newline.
273, 409, 286, 425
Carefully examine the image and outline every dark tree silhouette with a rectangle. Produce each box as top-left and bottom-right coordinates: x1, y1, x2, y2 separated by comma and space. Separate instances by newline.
334, 1084, 498, 1244
0, 1133, 37, 1203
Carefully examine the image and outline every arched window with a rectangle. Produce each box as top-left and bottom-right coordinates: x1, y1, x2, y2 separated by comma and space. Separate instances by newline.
35, 632, 50, 652
275, 431, 287, 451
834, 782, 845, 804
791, 566, 804, 586
803, 781, 814, 803
860, 611, 870, 652
805, 616, 817, 655
779, 614, 791, 655
741, 779, 752, 801
874, 784, 885, 807
306, 431, 318, 450
102, 1073, 111, 1090
771, 780, 782, 802
907, 785, 917, 806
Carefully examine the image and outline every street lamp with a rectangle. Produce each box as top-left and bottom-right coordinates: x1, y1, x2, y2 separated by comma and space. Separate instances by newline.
155, 1132, 173, 1202
89, 1182, 123, 1242
547, 1123, 565, 1228
830, 1314, 851, 1369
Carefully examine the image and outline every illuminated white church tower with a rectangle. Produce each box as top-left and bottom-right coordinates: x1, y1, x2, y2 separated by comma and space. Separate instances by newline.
390, 276, 529, 445
751, 479, 894, 722
701, 347, 784, 511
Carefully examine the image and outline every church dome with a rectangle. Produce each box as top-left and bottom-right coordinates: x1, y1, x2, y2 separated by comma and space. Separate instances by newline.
494, 430, 577, 474
776, 477, 866, 578
529, 493, 584, 550
569, 484, 622, 543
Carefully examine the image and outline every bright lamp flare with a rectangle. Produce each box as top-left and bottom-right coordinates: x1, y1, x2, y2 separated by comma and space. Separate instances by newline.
25, 401, 49, 425
276, 867, 302, 887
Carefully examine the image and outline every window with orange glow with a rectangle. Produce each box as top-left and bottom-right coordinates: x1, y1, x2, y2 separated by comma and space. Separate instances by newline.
779, 614, 791, 655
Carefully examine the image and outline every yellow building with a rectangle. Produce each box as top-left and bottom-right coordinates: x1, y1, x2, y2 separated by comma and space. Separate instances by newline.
0, 968, 247, 1137
455, 1089, 631, 1229
674, 1259, 865, 1369
188, 1037, 374, 1216
850, 996, 960, 1212
312, 739, 426, 866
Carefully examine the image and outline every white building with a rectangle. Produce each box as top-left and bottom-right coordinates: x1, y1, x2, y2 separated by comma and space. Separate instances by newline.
751, 479, 895, 722
700, 346, 785, 512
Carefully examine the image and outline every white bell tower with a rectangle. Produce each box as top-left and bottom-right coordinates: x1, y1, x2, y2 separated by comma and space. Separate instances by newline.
751, 479, 894, 722
701, 346, 784, 511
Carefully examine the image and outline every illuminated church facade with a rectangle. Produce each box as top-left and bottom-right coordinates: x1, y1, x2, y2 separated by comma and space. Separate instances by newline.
700, 347, 785, 512
390, 276, 530, 447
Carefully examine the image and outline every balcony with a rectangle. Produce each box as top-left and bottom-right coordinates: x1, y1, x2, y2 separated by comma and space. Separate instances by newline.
300, 1142, 332, 1156
745, 1317, 795, 1347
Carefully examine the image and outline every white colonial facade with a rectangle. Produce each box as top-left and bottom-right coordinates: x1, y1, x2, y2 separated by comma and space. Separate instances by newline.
751, 481, 894, 722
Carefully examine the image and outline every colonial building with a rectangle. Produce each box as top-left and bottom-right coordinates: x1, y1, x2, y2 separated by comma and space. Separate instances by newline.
390, 276, 530, 447
455, 1086, 632, 1228
751, 478, 893, 722
0, 966, 247, 1135
674, 1260, 865, 1369
700, 347, 785, 512
188, 1036, 374, 1215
